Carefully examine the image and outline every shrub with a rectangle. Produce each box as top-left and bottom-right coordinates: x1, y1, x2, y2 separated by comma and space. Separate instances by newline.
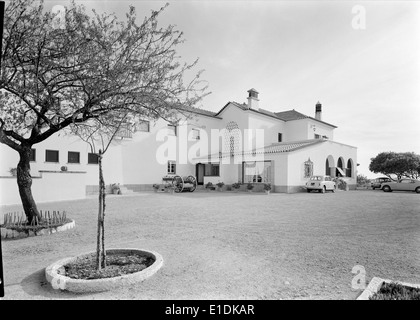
247, 183, 254, 190
205, 182, 213, 189
216, 182, 224, 188
264, 183, 272, 191
232, 182, 241, 189
370, 282, 420, 300
111, 183, 121, 194
335, 178, 348, 190
152, 184, 160, 190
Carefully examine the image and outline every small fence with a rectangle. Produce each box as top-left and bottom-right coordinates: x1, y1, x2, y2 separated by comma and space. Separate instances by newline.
1, 210, 68, 230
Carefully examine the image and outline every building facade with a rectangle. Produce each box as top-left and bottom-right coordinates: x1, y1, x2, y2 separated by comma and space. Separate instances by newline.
0, 88, 357, 205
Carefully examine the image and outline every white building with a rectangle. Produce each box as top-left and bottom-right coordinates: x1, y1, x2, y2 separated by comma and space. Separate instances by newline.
0, 88, 357, 205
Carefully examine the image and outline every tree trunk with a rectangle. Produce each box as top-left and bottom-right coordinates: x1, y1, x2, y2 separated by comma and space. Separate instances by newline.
96, 150, 106, 270
17, 146, 40, 224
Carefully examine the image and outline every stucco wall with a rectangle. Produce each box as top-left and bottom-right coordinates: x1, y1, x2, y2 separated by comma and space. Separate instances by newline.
287, 140, 357, 190
0, 171, 86, 206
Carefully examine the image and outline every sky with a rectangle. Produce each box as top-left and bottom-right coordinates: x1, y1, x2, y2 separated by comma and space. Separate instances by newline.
44, 0, 420, 178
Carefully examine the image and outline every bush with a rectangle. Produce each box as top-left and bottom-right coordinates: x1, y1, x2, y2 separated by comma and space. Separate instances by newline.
334, 178, 348, 190
205, 182, 213, 189
152, 184, 159, 190
247, 183, 254, 190
232, 182, 241, 189
370, 282, 420, 300
216, 182, 224, 188
264, 183, 272, 191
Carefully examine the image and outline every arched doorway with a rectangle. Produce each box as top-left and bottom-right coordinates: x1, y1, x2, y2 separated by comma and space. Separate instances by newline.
336, 157, 345, 177
346, 159, 353, 177
325, 155, 335, 177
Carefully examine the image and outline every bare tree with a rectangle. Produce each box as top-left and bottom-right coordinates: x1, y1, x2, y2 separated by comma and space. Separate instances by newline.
0, 0, 209, 223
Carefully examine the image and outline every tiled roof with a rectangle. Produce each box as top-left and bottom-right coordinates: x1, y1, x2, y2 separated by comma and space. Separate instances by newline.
177, 105, 220, 118
275, 109, 309, 121
194, 139, 326, 161
182, 101, 337, 128
250, 139, 325, 155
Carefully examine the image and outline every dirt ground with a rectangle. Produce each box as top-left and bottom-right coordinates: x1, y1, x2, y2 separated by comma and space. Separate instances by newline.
1, 189, 419, 300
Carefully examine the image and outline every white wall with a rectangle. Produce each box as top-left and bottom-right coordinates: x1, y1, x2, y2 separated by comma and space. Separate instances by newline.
285, 118, 335, 141
248, 111, 285, 146
0, 171, 86, 206
287, 140, 357, 188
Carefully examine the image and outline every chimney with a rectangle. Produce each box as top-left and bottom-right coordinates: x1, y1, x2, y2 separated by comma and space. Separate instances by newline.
247, 88, 259, 110
315, 101, 322, 121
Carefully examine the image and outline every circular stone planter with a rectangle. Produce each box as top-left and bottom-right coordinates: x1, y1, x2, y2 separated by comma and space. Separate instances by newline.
45, 248, 163, 293
1, 219, 75, 239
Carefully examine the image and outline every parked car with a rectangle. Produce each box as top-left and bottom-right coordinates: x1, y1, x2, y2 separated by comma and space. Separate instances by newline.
381, 178, 420, 193
371, 177, 393, 190
306, 175, 336, 193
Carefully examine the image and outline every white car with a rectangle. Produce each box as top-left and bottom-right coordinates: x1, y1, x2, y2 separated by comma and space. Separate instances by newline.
306, 175, 336, 193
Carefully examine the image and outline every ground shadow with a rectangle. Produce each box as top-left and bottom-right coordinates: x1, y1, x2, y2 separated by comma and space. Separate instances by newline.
19, 268, 98, 299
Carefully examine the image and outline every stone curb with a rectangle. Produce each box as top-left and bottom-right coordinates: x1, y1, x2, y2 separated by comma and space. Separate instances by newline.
357, 277, 420, 300
45, 248, 163, 293
1, 219, 75, 239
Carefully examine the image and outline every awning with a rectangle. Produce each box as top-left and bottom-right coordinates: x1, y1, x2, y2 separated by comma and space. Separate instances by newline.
336, 167, 346, 176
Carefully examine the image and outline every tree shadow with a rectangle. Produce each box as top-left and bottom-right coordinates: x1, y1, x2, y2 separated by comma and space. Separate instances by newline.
19, 268, 98, 299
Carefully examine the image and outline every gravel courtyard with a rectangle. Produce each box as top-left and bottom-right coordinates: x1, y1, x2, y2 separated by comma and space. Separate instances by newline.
1, 189, 419, 300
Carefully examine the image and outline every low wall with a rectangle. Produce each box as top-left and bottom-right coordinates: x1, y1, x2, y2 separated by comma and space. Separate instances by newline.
0, 171, 87, 206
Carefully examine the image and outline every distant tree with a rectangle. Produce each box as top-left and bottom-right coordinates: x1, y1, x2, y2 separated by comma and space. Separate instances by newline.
0, 0, 208, 224
369, 152, 420, 180
356, 174, 370, 186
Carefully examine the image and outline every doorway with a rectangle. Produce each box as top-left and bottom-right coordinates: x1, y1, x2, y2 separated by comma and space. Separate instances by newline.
196, 163, 205, 185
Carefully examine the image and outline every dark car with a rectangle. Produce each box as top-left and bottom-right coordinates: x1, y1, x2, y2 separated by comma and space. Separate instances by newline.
371, 177, 392, 189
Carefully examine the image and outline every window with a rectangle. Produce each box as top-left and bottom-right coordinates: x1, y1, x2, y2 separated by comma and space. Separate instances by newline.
304, 158, 313, 178
168, 161, 176, 174
30, 149, 36, 162
168, 124, 177, 136
315, 134, 321, 139
243, 161, 272, 183
278, 133, 282, 142
191, 128, 200, 140
115, 124, 133, 139
204, 163, 219, 176
88, 153, 99, 164
137, 120, 150, 132
400, 179, 412, 184
68, 151, 80, 164
45, 150, 59, 163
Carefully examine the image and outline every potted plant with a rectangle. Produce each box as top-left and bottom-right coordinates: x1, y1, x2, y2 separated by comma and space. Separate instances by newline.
216, 181, 224, 191
205, 182, 214, 191
232, 182, 241, 192
247, 182, 254, 193
264, 183, 272, 194
111, 183, 121, 194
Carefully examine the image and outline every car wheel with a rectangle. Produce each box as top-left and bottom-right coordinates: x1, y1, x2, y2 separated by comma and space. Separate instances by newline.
372, 187, 375, 190
415, 187, 420, 194
382, 185, 391, 192
307, 189, 311, 193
